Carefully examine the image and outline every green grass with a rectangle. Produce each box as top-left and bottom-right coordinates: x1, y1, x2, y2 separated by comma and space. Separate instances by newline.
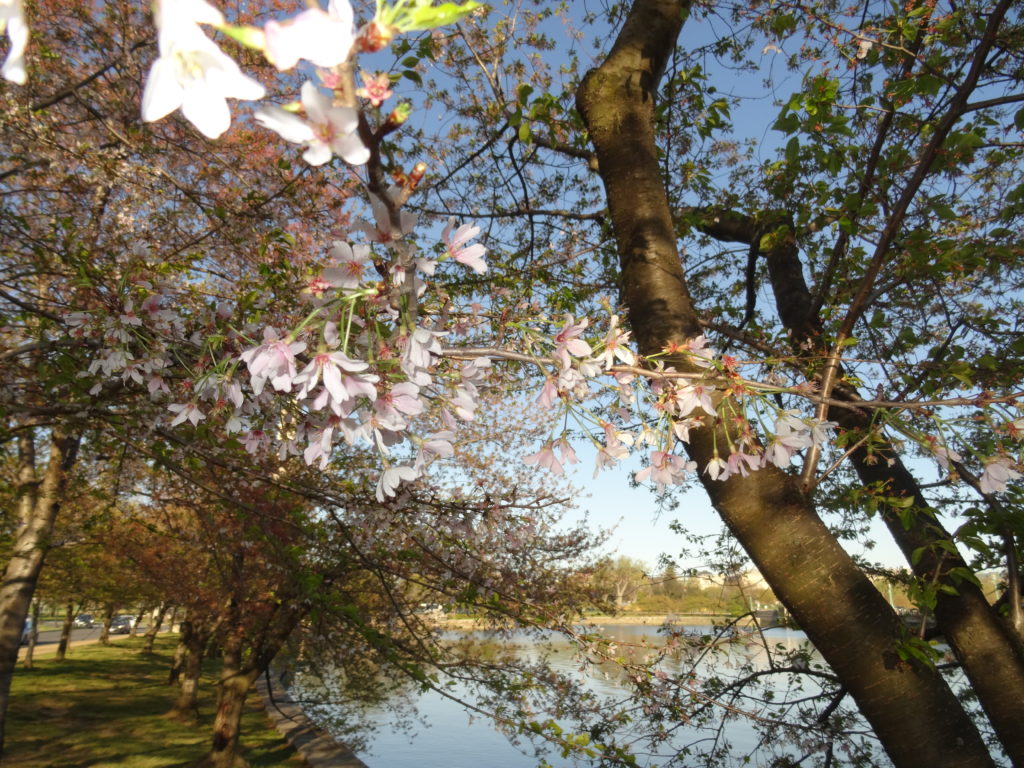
6, 636, 306, 768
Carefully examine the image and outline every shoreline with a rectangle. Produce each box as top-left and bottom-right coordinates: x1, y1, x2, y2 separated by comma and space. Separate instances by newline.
438, 613, 746, 630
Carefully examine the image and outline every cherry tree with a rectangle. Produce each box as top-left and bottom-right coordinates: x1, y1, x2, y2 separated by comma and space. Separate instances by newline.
3, 0, 1024, 765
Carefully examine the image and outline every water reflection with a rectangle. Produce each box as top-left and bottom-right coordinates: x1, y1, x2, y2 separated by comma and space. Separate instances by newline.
292, 623, 870, 768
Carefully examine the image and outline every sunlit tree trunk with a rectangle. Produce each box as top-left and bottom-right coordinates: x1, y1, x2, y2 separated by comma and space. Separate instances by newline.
0, 426, 80, 756
206, 631, 255, 768
170, 619, 213, 720
575, 2, 993, 765
55, 601, 74, 662
143, 603, 170, 654
691, 206, 1024, 762
98, 603, 116, 646
21, 601, 41, 670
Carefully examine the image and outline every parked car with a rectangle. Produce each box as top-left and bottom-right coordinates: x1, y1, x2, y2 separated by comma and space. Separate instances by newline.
109, 615, 134, 634
73, 614, 94, 628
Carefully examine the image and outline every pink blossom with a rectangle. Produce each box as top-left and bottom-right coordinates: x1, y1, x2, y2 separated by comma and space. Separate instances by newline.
168, 402, 205, 427
356, 70, 393, 107
442, 217, 487, 274
243, 429, 270, 454
635, 450, 695, 492
671, 383, 716, 418
726, 450, 763, 478
523, 441, 564, 475
376, 464, 420, 502
373, 381, 423, 426
552, 314, 591, 370
598, 315, 635, 369
240, 327, 307, 395
255, 80, 368, 167
705, 456, 729, 481
979, 458, 1022, 494
535, 377, 558, 409
553, 437, 578, 466
294, 350, 378, 409
263, 0, 355, 71
322, 241, 370, 289
415, 430, 455, 469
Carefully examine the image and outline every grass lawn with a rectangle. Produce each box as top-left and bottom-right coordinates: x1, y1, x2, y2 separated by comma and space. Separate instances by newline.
6, 636, 307, 768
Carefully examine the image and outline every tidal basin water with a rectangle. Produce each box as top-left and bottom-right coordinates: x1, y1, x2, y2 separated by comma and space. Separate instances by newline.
292, 623, 841, 768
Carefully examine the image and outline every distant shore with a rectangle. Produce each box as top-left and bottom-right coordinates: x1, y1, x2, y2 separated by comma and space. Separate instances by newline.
439, 613, 742, 630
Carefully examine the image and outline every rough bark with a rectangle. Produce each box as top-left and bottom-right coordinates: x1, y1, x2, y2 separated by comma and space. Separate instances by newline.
55, 601, 74, 662
203, 612, 300, 768
170, 618, 212, 720
98, 603, 116, 646
206, 631, 256, 768
21, 602, 40, 670
0, 426, 80, 756
575, 2, 993, 765
144, 603, 170, 654
697, 208, 1024, 762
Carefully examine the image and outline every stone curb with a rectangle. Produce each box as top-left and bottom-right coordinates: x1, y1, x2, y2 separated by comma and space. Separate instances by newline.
255, 671, 369, 768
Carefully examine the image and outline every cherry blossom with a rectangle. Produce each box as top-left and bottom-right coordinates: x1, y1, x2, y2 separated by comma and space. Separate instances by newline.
142, 0, 266, 139
321, 241, 371, 290
293, 351, 378, 410
168, 402, 206, 427
263, 0, 355, 71
240, 327, 307, 394
552, 314, 591, 370
597, 314, 635, 370
635, 450, 695, 492
442, 218, 487, 274
255, 81, 369, 167
357, 70, 394, 106
1, 0, 28, 84
354, 185, 418, 243
523, 441, 564, 475
376, 464, 420, 502
979, 458, 1022, 494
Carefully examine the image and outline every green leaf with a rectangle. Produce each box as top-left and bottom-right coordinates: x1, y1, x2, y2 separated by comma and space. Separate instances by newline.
785, 136, 800, 165
518, 122, 531, 143
398, 1, 481, 31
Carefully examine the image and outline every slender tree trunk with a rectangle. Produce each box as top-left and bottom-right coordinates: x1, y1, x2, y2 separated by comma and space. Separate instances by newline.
170, 621, 210, 720
697, 209, 1024, 762
98, 603, 116, 646
575, 3, 993, 765
144, 603, 170, 654
0, 426, 80, 756
21, 602, 40, 670
130, 605, 149, 638
203, 610, 301, 768
168, 618, 192, 687
206, 632, 256, 768
55, 601, 74, 662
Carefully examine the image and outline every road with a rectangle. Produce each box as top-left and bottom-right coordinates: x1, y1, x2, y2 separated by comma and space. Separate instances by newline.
19, 624, 153, 659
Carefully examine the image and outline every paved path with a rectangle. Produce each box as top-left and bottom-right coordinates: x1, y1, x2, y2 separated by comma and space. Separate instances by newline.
255, 672, 369, 768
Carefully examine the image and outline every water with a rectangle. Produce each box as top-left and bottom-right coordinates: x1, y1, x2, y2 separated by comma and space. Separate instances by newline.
294, 623, 844, 768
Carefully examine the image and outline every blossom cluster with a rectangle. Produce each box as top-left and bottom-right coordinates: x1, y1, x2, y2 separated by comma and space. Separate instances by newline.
14, 0, 1017, 505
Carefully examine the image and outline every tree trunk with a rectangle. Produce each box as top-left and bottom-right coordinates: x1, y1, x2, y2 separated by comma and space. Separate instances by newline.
206, 632, 256, 768
144, 603, 170, 654
168, 618, 191, 686
170, 620, 210, 720
98, 603, 116, 646
575, 2, 993, 765
0, 426, 80, 756
130, 605, 148, 639
700, 208, 1024, 762
55, 601, 74, 662
21, 601, 40, 670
